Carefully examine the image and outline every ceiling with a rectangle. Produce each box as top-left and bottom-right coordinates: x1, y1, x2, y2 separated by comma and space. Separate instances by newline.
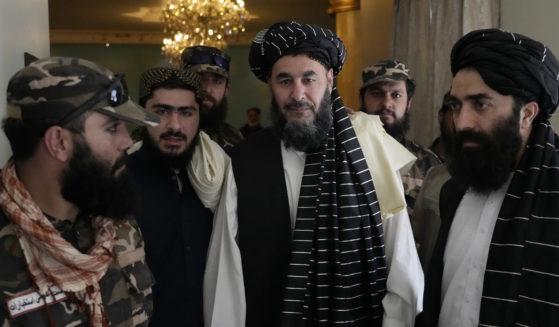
48, 0, 336, 46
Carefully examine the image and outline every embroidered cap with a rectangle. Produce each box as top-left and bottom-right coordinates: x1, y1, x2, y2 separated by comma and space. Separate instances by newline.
139, 66, 201, 101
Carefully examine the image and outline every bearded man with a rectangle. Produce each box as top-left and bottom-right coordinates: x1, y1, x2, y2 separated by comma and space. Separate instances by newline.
421, 29, 559, 327
181, 46, 243, 152
359, 60, 441, 218
0, 57, 159, 326
126, 66, 228, 326
204, 21, 424, 327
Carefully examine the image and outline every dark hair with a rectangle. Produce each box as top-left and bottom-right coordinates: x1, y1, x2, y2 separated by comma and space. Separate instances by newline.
359, 78, 416, 100
405, 79, 416, 98
2, 113, 88, 161
247, 107, 261, 114
139, 76, 201, 108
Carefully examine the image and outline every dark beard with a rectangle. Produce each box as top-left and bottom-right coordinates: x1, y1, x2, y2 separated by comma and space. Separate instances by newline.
139, 127, 198, 171
271, 89, 333, 152
384, 110, 410, 141
447, 110, 521, 193
200, 96, 228, 130
61, 137, 138, 220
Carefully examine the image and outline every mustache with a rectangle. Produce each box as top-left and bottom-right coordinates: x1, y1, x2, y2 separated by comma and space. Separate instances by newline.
455, 130, 488, 146
283, 100, 315, 111
377, 108, 395, 116
160, 130, 187, 140
200, 91, 217, 103
111, 153, 127, 175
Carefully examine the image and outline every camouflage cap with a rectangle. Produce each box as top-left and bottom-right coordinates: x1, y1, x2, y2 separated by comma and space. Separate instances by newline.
6, 56, 159, 127
181, 46, 230, 78
361, 59, 415, 91
139, 66, 201, 101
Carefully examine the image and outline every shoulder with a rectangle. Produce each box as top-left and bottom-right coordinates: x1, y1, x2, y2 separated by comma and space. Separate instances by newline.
231, 127, 278, 159
403, 138, 441, 173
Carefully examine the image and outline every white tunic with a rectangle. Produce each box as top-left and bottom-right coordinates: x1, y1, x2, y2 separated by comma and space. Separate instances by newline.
439, 176, 512, 327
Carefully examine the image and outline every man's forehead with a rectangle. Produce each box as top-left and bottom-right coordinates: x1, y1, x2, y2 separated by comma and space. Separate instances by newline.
367, 80, 406, 91
200, 71, 227, 81
450, 68, 498, 99
271, 54, 327, 75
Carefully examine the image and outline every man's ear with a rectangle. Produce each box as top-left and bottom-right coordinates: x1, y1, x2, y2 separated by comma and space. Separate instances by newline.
225, 81, 230, 97
327, 68, 334, 93
42, 126, 73, 162
520, 101, 539, 130
406, 98, 413, 111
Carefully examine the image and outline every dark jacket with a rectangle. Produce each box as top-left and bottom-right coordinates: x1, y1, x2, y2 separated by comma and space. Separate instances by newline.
231, 128, 292, 327
127, 147, 213, 327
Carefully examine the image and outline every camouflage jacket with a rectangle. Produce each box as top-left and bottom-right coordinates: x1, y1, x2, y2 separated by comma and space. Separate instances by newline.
0, 210, 154, 327
202, 122, 243, 154
399, 137, 441, 218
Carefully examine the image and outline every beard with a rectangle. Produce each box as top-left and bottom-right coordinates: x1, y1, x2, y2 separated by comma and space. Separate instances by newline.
447, 110, 522, 193
271, 89, 333, 152
139, 127, 198, 171
61, 137, 138, 220
200, 93, 227, 130
383, 109, 410, 141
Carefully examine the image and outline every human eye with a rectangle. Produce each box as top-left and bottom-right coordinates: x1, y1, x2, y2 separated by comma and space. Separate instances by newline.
179, 109, 193, 117
473, 99, 490, 111
278, 78, 291, 86
368, 89, 382, 97
154, 108, 169, 116
392, 91, 403, 99
447, 100, 460, 112
106, 121, 121, 134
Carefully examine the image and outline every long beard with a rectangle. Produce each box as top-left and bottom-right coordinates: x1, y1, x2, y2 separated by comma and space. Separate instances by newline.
271, 89, 333, 152
61, 137, 138, 220
200, 96, 228, 130
447, 110, 522, 193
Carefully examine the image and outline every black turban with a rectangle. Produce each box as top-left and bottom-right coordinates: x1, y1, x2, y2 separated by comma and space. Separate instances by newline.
451, 28, 559, 118
249, 21, 346, 82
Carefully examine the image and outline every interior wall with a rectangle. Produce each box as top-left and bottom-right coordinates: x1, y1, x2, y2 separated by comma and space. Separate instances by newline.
50, 44, 272, 130
0, 0, 50, 165
500, 0, 559, 130
335, 0, 394, 111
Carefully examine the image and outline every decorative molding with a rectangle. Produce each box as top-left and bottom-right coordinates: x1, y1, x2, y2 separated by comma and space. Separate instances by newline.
50, 29, 255, 46
328, 0, 360, 14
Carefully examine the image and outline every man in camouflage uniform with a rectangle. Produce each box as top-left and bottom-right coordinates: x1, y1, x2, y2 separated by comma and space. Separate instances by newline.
181, 46, 243, 153
0, 57, 158, 326
359, 59, 441, 217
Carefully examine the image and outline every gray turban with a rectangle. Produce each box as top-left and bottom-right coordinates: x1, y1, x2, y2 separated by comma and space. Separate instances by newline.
451, 28, 559, 118
248, 21, 347, 82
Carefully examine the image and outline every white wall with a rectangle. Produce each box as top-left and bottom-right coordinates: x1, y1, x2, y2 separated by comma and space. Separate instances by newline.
501, 0, 559, 129
0, 0, 50, 165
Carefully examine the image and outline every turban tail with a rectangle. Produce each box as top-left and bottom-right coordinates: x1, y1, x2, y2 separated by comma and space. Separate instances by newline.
451, 28, 559, 118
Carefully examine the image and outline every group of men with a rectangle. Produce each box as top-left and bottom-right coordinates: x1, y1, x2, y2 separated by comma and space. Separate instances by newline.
0, 19, 558, 327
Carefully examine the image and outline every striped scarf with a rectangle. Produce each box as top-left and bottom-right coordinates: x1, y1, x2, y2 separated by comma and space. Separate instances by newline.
0, 158, 115, 327
479, 120, 559, 326
281, 88, 387, 326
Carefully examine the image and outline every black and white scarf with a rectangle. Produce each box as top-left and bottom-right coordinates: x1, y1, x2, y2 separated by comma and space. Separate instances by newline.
479, 120, 559, 326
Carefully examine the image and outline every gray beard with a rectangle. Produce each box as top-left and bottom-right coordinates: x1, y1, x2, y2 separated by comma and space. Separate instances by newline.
270, 89, 333, 152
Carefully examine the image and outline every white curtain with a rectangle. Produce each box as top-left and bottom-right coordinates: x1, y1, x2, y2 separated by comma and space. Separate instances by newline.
390, 0, 500, 146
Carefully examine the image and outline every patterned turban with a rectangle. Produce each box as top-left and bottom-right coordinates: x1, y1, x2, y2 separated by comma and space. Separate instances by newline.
249, 21, 346, 82
451, 28, 559, 118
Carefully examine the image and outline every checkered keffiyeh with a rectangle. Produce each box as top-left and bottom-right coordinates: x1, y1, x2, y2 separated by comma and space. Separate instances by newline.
0, 158, 115, 327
